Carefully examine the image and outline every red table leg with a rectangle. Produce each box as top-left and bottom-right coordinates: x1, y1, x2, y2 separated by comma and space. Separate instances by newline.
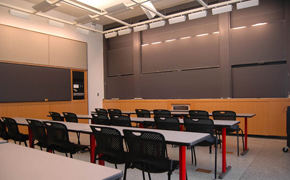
28, 127, 34, 148
90, 134, 104, 165
241, 117, 249, 156
179, 146, 186, 180
139, 122, 144, 128
219, 127, 231, 179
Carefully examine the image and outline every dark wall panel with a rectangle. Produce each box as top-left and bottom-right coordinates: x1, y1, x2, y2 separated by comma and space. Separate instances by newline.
231, 21, 285, 65
142, 34, 219, 73
232, 64, 287, 98
141, 68, 220, 99
0, 62, 71, 103
107, 47, 134, 76
106, 75, 135, 99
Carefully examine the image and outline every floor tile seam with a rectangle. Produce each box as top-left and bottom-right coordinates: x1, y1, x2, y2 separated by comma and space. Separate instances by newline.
238, 138, 269, 180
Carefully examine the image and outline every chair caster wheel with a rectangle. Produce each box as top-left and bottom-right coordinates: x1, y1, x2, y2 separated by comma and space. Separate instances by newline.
282, 147, 288, 153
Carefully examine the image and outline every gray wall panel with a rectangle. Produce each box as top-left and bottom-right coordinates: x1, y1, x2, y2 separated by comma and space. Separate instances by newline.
142, 34, 219, 73
231, 21, 285, 65
141, 68, 220, 99
232, 64, 287, 98
107, 47, 134, 76
106, 75, 135, 99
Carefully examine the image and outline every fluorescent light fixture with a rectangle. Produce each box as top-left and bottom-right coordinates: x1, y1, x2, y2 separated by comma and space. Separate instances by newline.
212, 5, 233, 15
252, 22, 267, 26
142, 44, 149, 46
75, 14, 98, 24
237, 0, 259, 10
9, 9, 29, 19
133, 24, 148, 32
152, 41, 161, 45
141, 1, 157, 19
165, 39, 176, 42
213, 31, 219, 34
76, 27, 89, 35
188, 11, 207, 20
197, 33, 209, 37
32, 0, 61, 12
105, 3, 128, 13
118, 28, 132, 36
180, 36, 191, 40
149, 20, 166, 29
232, 26, 246, 30
105, 32, 117, 39
48, 20, 64, 28
169, 15, 186, 25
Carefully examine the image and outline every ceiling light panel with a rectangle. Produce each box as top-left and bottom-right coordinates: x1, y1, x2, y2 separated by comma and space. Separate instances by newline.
149, 20, 166, 29
169, 15, 186, 25
141, 1, 157, 19
105, 32, 117, 39
32, 0, 61, 12
188, 11, 207, 20
133, 24, 148, 32
237, 0, 259, 10
212, 5, 233, 15
9, 9, 29, 19
118, 28, 132, 36
48, 20, 64, 28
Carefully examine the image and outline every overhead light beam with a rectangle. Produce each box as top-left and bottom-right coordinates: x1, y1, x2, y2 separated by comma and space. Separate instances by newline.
9, 9, 29, 19
169, 15, 186, 25
188, 11, 207, 20
212, 5, 233, 15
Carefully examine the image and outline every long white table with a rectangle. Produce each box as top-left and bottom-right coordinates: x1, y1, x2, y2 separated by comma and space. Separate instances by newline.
0, 142, 123, 180
13, 117, 210, 180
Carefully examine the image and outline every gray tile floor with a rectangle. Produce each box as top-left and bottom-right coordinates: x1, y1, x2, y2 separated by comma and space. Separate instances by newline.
10, 133, 290, 180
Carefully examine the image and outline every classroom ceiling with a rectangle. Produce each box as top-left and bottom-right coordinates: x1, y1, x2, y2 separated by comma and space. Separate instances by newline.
23, 0, 198, 25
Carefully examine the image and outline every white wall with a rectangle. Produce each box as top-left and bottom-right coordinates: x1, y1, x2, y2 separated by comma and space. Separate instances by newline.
0, 0, 104, 113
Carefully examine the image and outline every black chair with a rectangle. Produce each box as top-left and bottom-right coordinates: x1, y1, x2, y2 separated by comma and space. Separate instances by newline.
90, 126, 129, 179
0, 119, 9, 141
2, 117, 29, 146
135, 109, 154, 128
212, 110, 245, 156
26, 119, 49, 151
110, 115, 132, 127
183, 117, 217, 179
63, 112, 81, 144
91, 114, 110, 125
49, 111, 63, 121
123, 129, 179, 180
95, 108, 108, 116
188, 110, 209, 119
43, 121, 89, 158
154, 116, 180, 131
108, 109, 122, 120
153, 109, 171, 118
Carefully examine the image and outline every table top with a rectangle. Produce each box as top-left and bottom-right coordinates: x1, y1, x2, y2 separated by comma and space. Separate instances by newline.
91, 110, 256, 118
0, 143, 123, 180
14, 117, 91, 133
130, 117, 240, 127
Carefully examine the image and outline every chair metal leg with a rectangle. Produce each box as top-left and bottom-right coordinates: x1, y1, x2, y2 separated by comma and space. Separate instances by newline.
70, 153, 73, 158
76, 132, 80, 144
115, 164, 117, 169
237, 130, 240, 156
214, 139, 217, 180
24, 141, 27, 147
123, 163, 129, 180
148, 172, 151, 180
209, 146, 212, 154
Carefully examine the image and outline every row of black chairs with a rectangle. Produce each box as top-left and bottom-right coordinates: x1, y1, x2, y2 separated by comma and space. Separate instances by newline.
0, 117, 89, 158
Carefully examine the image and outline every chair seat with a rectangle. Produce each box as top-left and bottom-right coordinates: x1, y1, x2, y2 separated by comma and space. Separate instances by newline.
131, 158, 179, 174
48, 142, 89, 154
11, 133, 29, 142
99, 152, 130, 165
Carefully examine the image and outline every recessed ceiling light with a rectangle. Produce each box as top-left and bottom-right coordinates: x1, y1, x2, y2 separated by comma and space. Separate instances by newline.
180, 36, 191, 40
196, 33, 208, 37
152, 41, 161, 45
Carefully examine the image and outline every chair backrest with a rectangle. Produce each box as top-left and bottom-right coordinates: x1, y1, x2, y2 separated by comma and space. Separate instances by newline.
0, 119, 8, 139
91, 114, 110, 125
153, 109, 171, 118
110, 115, 132, 127
26, 119, 47, 145
154, 116, 180, 131
63, 112, 78, 123
2, 117, 20, 138
108, 109, 122, 119
43, 121, 71, 145
49, 111, 63, 121
90, 126, 125, 156
188, 110, 209, 119
95, 108, 108, 116
212, 111, 236, 120
123, 130, 168, 160
135, 109, 151, 118
183, 117, 214, 136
